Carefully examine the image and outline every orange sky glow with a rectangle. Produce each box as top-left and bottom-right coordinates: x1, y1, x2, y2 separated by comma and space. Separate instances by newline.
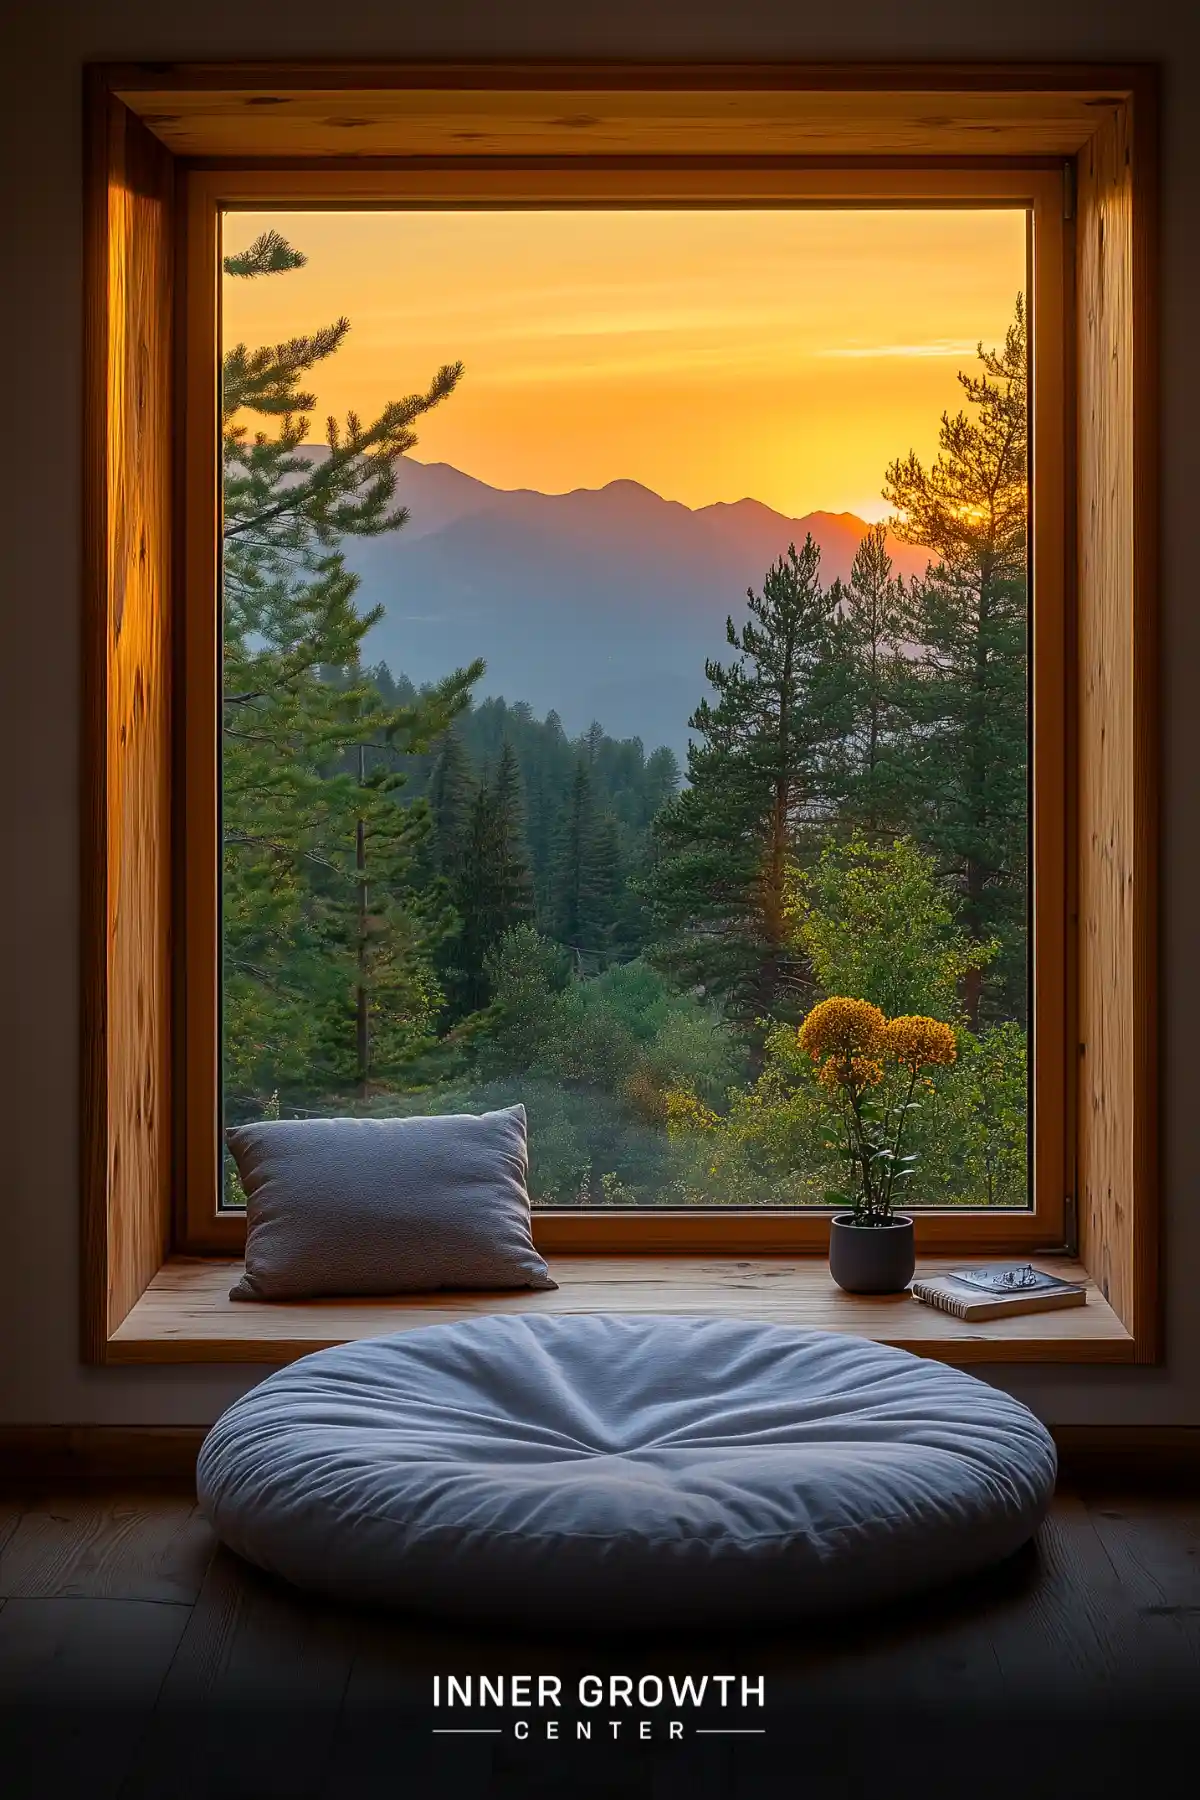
222, 208, 1028, 523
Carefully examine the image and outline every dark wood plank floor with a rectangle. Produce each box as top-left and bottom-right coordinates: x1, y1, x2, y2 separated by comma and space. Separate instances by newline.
0, 1481, 1196, 1800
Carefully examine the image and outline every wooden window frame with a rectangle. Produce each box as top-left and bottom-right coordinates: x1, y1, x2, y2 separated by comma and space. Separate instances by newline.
83, 63, 1158, 1360
179, 162, 1067, 1261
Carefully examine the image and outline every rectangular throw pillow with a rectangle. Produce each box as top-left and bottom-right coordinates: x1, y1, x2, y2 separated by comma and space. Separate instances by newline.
226, 1105, 555, 1300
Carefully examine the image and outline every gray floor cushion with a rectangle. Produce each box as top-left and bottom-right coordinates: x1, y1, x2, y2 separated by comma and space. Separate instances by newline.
197, 1313, 1057, 1627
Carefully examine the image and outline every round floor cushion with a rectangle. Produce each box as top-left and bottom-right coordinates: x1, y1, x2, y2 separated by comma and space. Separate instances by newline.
197, 1313, 1056, 1626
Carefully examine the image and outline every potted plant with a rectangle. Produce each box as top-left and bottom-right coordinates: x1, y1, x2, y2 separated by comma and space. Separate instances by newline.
797, 997, 958, 1293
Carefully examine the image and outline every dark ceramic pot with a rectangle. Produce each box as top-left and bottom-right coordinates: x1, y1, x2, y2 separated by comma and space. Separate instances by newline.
828, 1213, 915, 1294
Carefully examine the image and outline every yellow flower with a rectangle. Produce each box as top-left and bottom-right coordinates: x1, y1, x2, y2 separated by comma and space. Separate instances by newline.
798, 996, 886, 1061
884, 1015, 958, 1070
664, 1088, 720, 1137
816, 1055, 885, 1094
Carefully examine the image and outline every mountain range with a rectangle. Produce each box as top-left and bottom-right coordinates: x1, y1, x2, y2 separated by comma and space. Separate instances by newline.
333, 457, 933, 758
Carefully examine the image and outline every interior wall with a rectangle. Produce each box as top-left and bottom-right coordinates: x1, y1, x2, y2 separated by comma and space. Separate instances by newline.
0, 0, 1194, 1428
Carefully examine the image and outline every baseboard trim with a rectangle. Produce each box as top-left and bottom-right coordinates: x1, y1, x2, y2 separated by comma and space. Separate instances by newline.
0, 1425, 206, 1484
1052, 1425, 1200, 1483
1, 1423, 1198, 1488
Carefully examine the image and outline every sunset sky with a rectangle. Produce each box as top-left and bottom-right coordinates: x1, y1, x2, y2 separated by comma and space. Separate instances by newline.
222, 208, 1027, 523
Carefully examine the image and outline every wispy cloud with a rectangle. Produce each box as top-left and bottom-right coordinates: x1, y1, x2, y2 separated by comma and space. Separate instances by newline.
818, 338, 979, 360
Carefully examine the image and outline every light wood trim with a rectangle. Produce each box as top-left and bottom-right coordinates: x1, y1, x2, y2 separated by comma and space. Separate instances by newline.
178, 174, 224, 1255
81, 68, 1157, 1356
188, 1208, 1069, 1256
82, 82, 176, 1352
1130, 82, 1162, 1359
179, 160, 1068, 1257
104, 61, 1137, 161
186, 163, 1062, 205
1029, 173, 1070, 1268
530, 1210, 1065, 1256
1074, 78, 1159, 1358
182, 1213, 1091, 1260
108, 1254, 1131, 1366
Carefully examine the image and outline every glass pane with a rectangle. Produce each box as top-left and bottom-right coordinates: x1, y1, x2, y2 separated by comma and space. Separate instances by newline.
219, 207, 1030, 1210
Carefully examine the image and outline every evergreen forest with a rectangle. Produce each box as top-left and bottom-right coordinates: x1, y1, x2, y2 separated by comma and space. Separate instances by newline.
221, 228, 1030, 1209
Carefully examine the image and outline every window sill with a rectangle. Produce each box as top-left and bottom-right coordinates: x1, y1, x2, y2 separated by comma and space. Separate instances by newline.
106, 1254, 1134, 1366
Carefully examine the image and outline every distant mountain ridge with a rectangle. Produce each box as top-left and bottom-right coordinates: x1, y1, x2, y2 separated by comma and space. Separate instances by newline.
330, 456, 933, 758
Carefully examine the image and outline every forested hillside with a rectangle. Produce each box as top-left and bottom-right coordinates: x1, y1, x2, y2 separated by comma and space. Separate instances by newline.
363, 668, 680, 960
335, 455, 932, 754
221, 228, 1029, 1211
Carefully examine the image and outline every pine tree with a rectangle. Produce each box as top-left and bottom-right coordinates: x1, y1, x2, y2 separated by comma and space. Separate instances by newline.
219, 231, 482, 1115
831, 523, 909, 836
487, 742, 536, 932
428, 728, 477, 879
550, 756, 619, 960
643, 537, 850, 1037
641, 745, 682, 824
415, 692, 674, 955
551, 758, 595, 951
582, 720, 606, 767
515, 704, 571, 905
588, 808, 623, 952
423, 726, 479, 1023
883, 298, 1029, 1025
478, 924, 571, 1077
454, 743, 535, 1010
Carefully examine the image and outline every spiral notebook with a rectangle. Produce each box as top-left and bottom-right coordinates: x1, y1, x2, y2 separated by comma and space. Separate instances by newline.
910, 1264, 1087, 1321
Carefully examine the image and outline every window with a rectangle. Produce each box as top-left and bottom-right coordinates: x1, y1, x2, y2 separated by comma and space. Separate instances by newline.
85, 67, 1157, 1351
181, 165, 1067, 1254
214, 199, 1039, 1212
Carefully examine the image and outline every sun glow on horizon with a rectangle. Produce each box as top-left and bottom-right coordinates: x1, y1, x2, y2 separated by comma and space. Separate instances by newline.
222, 207, 1027, 522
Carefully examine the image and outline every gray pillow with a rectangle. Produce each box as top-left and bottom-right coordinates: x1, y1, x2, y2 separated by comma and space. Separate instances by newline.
226, 1106, 555, 1300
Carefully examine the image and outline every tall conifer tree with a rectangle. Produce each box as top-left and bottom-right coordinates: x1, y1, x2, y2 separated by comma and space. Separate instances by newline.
551, 756, 620, 958
588, 808, 623, 952
220, 230, 481, 1113
831, 523, 909, 836
644, 537, 849, 1037
884, 298, 1029, 1025
428, 728, 477, 879
454, 743, 535, 1010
